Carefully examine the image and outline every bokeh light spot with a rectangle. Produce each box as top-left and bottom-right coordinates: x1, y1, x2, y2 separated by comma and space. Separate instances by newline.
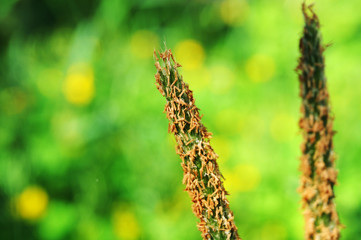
52, 111, 84, 147
175, 40, 205, 70
15, 186, 48, 221
245, 54, 275, 83
130, 30, 159, 59
224, 164, 261, 193
210, 64, 235, 94
113, 209, 140, 240
63, 63, 95, 106
220, 0, 250, 26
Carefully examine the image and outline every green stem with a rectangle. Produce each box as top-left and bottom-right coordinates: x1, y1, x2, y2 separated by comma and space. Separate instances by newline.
154, 49, 241, 240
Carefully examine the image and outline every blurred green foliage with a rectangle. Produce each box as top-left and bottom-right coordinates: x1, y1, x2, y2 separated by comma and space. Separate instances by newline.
0, 0, 360, 239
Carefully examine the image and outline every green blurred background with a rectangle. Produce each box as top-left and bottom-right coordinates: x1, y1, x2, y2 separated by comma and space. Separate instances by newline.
0, 0, 360, 239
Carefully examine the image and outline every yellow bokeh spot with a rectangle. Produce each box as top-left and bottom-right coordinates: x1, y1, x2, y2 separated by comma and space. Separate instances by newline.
220, 0, 250, 26
113, 208, 140, 240
210, 64, 235, 94
270, 113, 297, 142
175, 40, 205, 70
245, 54, 275, 83
130, 30, 159, 59
15, 186, 48, 221
223, 164, 261, 193
181, 67, 211, 91
260, 223, 287, 240
63, 63, 95, 105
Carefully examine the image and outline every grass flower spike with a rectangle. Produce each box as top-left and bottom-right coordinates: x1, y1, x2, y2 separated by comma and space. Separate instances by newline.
296, 3, 342, 240
154, 49, 240, 240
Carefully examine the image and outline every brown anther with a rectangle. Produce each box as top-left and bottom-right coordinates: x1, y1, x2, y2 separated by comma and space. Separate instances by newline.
154, 48, 241, 239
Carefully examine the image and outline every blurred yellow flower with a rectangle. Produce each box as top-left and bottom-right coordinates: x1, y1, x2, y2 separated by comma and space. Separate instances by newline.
224, 164, 261, 193
63, 63, 95, 105
245, 54, 275, 83
175, 40, 205, 70
270, 113, 297, 142
113, 209, 140, 240
15, 186, 48, 221
130, 30, 159, 59
220, 0, 250, 26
